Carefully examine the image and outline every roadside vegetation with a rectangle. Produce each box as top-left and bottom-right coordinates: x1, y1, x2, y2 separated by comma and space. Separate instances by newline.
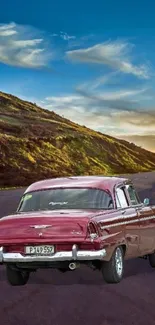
0, 91, 155, 187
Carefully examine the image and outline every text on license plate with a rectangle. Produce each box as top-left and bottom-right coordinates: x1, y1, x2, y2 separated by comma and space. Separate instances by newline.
25, 245, 54, 255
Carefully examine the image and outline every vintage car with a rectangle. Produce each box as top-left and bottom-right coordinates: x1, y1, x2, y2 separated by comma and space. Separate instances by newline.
0, 175, 154, 286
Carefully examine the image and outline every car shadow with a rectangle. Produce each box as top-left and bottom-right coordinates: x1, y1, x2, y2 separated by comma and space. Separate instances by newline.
27, 259, 154, 285
0, 258, 154, 285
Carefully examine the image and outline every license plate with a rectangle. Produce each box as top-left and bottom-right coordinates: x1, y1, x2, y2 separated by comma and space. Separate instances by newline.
25, 245, 54, 255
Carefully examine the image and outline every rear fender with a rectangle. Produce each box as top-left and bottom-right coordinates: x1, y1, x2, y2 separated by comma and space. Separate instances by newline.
96, 221, 126, 261
102, 243, 127, 261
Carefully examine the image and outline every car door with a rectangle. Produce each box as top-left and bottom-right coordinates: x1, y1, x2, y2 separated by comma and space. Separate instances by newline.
115, 185, 140, 257
124, 184, 155, 254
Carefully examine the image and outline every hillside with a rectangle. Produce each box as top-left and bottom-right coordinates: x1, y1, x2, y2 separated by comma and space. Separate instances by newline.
0, 90, 155, 187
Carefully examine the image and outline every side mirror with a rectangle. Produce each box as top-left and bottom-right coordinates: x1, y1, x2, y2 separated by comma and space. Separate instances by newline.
143, 198, 150, 206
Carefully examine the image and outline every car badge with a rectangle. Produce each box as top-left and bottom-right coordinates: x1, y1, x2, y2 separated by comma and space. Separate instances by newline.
71, 230, 82, 235
30, 225, 52, 229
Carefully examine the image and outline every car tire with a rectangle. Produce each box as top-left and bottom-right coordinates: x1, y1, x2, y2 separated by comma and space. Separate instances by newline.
6, 266, 29, 286
101, 246, 124, 283
148, 252, 155, 268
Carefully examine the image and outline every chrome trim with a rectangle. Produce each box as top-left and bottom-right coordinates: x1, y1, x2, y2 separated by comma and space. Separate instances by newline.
30, 225, 52, 229
90, 233, 98, 239
0, 246, 3, 263
69, 262, 77, 270
100, 214, 155, 230
72, 244, 78, 260
0, 245, 106, 263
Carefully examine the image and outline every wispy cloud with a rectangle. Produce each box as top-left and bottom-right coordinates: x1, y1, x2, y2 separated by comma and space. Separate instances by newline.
41, 95, 155, 154
51, 31, 76, 41
39, 81, 154, 132
0, 22, 53, 69
0, 22, 17, 36
80, 71, 120, 91
37, 40, 154, 143
76, 77, 150, 113
66, 34, 95, 50
60, 31, 76, 41
66, 40, 151, 79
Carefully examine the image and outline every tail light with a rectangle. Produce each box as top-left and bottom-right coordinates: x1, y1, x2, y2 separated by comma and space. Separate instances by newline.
88, 222, 98, 239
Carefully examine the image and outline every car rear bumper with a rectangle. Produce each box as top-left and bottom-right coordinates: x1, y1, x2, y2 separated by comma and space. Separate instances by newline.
0, 245, 106, 263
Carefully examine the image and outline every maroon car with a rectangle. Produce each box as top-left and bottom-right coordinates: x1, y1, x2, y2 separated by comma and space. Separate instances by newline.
0, 176, 154, 286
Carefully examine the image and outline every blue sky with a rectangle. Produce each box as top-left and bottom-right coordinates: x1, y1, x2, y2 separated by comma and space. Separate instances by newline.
0, 0, 155, 151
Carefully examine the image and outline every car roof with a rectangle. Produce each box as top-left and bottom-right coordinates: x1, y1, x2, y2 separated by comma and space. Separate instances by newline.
25, 176, 130, 194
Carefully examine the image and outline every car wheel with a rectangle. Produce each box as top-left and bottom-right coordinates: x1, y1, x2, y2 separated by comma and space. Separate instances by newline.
148, 252, 155, 267
101, 246, 124, 283
6, 265, 29, 286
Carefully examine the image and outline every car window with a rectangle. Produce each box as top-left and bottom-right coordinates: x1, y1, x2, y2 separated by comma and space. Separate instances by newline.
115, 187, 129, 208
125, 184, 141, 205
17, 188, 114, 212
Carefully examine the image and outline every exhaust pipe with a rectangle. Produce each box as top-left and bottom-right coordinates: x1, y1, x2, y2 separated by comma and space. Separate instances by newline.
69, 262, 77, 270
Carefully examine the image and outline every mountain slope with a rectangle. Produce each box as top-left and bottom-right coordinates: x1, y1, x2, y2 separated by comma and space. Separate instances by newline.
0, 90, 155, 187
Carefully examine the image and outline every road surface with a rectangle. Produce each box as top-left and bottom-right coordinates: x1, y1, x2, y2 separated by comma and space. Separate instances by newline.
0, 172, 155, 325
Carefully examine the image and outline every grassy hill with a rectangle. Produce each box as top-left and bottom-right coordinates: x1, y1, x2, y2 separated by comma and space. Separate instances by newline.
0, 90, 155, 187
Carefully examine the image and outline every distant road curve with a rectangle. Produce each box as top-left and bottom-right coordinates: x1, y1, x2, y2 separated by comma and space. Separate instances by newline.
0, 171, 155, 325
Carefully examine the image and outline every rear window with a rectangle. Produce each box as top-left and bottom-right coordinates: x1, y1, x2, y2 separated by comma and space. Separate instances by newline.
17, 188, 114, 212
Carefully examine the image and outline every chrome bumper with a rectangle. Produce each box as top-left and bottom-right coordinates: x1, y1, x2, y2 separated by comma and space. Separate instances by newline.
0, 245, 106, 263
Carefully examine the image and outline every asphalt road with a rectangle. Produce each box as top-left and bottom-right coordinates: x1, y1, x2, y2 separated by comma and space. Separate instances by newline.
0, 172, 155, 325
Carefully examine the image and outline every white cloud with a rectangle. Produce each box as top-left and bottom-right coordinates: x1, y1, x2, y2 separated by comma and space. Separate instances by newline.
80, 87, 148, 101
66, 40, 150, 79
11, 39, 43, 48
51, 31, 76, 41
0, 30, 17, 36
78, 71, 148, 100
0, 22, 17, 36
66, 34, 95, 50
60, 31, 76, 41
38, 83, 154, 137
0, 22, 53, 68
0, 22, 16, 30
76, 84, 150, 112
80, 71, 120, 91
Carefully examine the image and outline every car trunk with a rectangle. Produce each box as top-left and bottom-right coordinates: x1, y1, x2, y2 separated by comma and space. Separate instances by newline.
0, 209, 98, 245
